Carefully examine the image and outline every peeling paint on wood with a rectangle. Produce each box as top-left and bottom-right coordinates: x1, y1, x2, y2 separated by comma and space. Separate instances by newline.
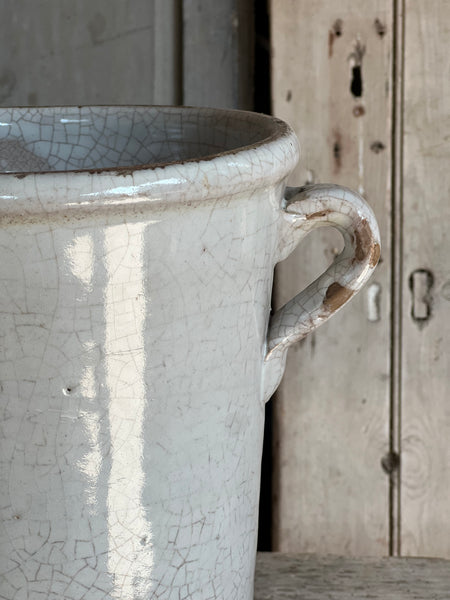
271, 0, 392, 556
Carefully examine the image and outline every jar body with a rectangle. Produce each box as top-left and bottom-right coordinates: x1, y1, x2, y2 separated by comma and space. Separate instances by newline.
0, 188, 281, 599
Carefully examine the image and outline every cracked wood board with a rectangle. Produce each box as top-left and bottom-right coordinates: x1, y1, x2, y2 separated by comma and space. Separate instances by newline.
400, 0, 450, 558
0, 0, 180, 106
254, 553, 450, 599
270, 0, 392, 554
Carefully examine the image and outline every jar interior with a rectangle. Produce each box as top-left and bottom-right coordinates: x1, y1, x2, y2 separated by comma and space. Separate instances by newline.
0, 106, 279, 174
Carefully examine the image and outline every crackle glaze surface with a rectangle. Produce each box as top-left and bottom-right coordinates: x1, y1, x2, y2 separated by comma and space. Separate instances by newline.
0, 107, 380, 599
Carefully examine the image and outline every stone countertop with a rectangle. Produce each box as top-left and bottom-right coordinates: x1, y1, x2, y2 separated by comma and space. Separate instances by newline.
254, 553, 450, 599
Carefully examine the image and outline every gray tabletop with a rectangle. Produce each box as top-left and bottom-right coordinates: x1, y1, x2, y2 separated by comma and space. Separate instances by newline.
255, 553, 450, 599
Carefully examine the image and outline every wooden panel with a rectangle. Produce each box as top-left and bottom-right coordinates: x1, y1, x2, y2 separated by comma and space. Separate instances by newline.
255, 553, 450, 599
401, 0, 450, 558
154, 0, 182, 105
0, 0, 180, 106
182, 0, 254, 109
270, 0, 392, 554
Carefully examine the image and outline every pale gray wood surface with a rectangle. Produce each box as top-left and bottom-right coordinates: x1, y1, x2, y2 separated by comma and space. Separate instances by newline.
0, 0, 180, 106
182, 0, 254, 109
400, 0, 450, 558
254, 553, 450, 599
153, 0, 182, 105
270, 1, 393, 555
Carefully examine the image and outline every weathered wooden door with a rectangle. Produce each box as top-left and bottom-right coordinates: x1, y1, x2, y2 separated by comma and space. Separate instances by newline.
1, 0, 449, 560
271, 0, 450, 557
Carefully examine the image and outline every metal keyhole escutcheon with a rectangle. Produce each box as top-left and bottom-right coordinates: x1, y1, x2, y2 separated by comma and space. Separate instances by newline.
409, 269, 434, 323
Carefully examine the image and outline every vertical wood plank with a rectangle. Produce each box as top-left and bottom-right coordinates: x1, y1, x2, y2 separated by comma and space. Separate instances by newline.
271, 0, 393, 555
154, 0, 182, 105
401, 0, 450, 558
182, 0, 254, 109
0, 0, 181, 106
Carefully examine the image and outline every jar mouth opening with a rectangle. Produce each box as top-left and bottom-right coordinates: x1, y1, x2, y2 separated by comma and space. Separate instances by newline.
0, 105, 291, 176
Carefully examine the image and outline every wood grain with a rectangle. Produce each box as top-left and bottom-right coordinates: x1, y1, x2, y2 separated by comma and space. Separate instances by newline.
270, 0, 393, 555
400, 0, 450, 558
254, 553, 450, 599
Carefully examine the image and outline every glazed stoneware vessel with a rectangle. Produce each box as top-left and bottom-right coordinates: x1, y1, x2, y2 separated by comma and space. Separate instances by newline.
0, 106, 380, 599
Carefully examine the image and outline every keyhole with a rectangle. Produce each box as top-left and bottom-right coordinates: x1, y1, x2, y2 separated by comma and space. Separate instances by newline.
409, 268, 434, 323
350, 65, 363, 97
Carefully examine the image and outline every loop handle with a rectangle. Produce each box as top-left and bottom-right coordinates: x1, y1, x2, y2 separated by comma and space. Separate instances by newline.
263, 184, 380, 402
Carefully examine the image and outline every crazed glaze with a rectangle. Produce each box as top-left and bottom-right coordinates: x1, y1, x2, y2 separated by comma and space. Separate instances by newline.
0, 106, 379, 600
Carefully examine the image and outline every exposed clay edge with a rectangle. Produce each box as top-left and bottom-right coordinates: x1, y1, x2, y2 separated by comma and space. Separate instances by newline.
306, 209, 332, 220
354, 218, 375, 262
323, 282, 354, 313
370, 242, 381, 268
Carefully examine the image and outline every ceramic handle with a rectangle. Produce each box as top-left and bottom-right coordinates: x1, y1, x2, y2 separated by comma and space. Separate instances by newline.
262, 184, 380, 402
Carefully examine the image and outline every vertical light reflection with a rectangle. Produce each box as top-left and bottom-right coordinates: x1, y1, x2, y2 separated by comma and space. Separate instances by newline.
78, 403, 102, 507
104, 223, 153, 598
66, 235, 101, 509
65, 234, 94, 292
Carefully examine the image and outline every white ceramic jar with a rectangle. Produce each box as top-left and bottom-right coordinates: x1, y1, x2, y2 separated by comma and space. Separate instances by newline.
0, 106, 380, 599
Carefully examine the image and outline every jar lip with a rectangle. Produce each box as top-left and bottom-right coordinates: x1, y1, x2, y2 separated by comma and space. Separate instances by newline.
0, 105, 294, 175
0, 106, 300, 219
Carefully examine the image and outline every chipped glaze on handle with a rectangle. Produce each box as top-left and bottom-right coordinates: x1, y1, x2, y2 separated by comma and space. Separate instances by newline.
263, 184, 380, 401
